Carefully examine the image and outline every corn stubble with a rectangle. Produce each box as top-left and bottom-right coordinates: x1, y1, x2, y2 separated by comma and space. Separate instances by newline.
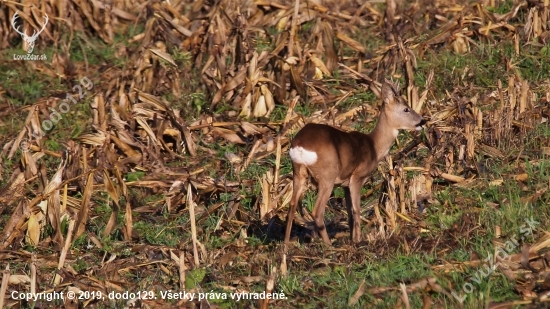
0, 0, 549, 307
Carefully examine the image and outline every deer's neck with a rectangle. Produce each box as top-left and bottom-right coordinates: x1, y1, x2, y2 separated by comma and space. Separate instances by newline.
368, 112, 399, 162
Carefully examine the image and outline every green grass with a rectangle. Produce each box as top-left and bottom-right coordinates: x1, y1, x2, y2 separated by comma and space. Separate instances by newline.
2, 2, 550, 308
415, 39, 550, 92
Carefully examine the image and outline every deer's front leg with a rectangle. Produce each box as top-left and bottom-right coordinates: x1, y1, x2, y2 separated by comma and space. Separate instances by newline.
348, 177, 364, 243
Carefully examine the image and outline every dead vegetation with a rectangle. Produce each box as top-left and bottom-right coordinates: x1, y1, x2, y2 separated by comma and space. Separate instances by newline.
0, 0, 549, 307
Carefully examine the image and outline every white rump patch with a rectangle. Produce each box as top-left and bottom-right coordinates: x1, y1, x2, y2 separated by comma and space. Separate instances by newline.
289, 146, 318, 165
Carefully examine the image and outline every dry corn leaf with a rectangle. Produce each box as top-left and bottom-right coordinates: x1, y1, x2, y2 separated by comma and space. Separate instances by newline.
253, 94, 268, 117
212, 128, 246, 144
336, 32, 366, 54
25, 211, 41, 246
149, 48, 178, 67
8, 275, 31, 285
74, 172, 94, 240
78, 132, 107, 146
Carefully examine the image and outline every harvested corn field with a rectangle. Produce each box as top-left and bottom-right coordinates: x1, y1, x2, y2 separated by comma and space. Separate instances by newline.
0, 0, 550, 307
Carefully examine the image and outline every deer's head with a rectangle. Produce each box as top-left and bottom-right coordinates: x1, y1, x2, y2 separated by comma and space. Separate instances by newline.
11, 11, 49, 54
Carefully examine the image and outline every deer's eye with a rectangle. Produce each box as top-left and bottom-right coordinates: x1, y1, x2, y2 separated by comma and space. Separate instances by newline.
404, 108, 410, 112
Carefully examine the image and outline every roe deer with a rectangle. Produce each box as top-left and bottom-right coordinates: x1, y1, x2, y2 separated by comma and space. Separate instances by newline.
285, 79, 426, 246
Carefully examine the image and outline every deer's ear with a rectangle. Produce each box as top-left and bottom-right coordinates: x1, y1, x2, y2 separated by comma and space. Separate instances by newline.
381, 80, 396, 105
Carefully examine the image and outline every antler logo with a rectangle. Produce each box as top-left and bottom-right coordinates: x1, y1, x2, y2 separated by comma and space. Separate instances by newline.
11, 11, 48, 54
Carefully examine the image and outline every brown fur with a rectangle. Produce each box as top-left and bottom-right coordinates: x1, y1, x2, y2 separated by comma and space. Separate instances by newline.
285, 80, 426, 247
